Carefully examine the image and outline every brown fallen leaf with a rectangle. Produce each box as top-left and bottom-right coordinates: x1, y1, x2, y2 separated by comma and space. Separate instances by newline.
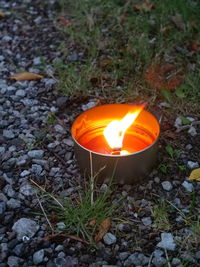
10, 72, 44, 81
190, 42, 200, 52
57, 17, 72, 27
99, 58, 112, 68
94, 218, 111, 243
0, 12, 6, 19
145, 62, 183, 91
134, 0, 153, 11
188, 168, 200, 181
43, 233, 88, 244
171, 13, 186, 31
88, 219, 96, 227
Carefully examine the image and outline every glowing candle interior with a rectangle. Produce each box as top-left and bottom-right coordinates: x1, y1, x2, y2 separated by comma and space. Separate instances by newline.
72, 104, 159, 156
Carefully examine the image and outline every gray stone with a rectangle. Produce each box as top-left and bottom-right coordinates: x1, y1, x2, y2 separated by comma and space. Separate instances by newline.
0, 202, 6, 214
7, 256, 22, 267
58, 252, 65, 258
28, 149, 44, 159
63, 138, 74, 146
174, 117, 182, 128
20, 170, 30, 177
55, 245, 64, 252
7, 198, 21, 209
172, 258, 181, 265
33, 249, 44, 265
152, 256, 166, 267
31, 164, 43, 175
142, 217, 152, 226
157, 233, 176, 251
20, 184, 36, 196
33, 57, 41, 65
47, 142, 59, 149
16, 159, 27, 166
195, 251, 200, 260
43, 78, 56, 86
13, 243, 25, 256
182, 181, 193, 193
188, 126, 197, 137
12, 218, 39, 240
49, 167, 60, 176
54, 256, 78, 267
15, 89, 26, 97
3, 36, 12, 41
119, 252, 130, 261
0, 243, 8, 252
3, 184, 15, 197
81, 102, 96, 111
0, 147, 5, 156
54, 124, 65, 134
187, 161, 199, 169
0, 193, 8, 202
181, 252, 195, 263
161, 181, 173, 191
56, 96, 68, 108
103, 233, 117, 245
153, 250, 164, 258
67, 53, 78, 61
124, 253, 149, 266
185, 144, 193, 150
7, 86, 16, 92
56, 222, 66, 230
3, 130, 15, 139
154, 177, 160, 183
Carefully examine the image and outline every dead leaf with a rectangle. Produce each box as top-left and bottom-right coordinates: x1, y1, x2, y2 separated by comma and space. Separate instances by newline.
188, 168, 200, 181
0, 12, 6, 19
145, 62, 183, 91
134, 0, 153, 11
171, 14, 186, 31
88, 219, 96, 227
43, 233, 88, 244
57, 17, 72, 27
94, 218, 111, 243
10, 72, 44, 81
99, 58, 112, 68
190, 42, 200, 52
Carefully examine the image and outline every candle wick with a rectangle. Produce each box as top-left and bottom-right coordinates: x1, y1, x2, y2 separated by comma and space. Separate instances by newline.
111, 147, 122, 155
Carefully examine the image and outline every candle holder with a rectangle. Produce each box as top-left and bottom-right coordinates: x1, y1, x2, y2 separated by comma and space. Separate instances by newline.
72, 104, 160, 184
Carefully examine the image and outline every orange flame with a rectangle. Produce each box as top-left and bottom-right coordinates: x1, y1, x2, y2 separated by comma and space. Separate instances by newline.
103, 105, 145, 152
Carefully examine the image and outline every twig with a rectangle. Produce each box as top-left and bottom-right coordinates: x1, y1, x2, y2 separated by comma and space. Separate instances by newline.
30, 179, 64, 209
165, 248, 171, 267
148, 252, 154, 267
36, 192, 54, 234
46, 147, 69, 172
89, 152, 94, 206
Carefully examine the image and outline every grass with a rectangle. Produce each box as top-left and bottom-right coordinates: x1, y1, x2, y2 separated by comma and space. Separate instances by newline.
152, 193, 200, 253
53, 0, 200, 109
152, 200, 171, 230
32, 178, 120, 245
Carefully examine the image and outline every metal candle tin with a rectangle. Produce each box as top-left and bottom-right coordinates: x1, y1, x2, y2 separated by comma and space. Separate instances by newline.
72, 104, 160, 184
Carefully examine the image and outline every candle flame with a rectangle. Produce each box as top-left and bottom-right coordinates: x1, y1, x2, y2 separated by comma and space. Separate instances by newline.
103, 105, 145, 151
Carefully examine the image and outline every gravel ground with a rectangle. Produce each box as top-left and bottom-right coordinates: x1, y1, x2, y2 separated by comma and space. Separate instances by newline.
0, 1, 200, 267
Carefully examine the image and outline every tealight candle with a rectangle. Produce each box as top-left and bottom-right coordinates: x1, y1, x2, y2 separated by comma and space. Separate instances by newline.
72, 104, 160, 184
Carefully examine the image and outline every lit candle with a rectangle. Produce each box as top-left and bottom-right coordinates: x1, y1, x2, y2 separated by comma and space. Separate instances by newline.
103, 104, 145, 155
